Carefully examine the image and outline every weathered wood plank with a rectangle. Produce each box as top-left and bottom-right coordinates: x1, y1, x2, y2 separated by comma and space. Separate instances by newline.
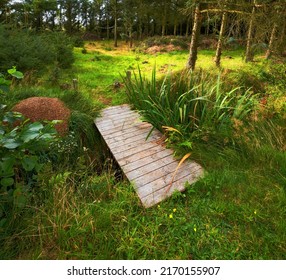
96, 115, 140, 132
108, 131, 162, 154
125, 155, 178, 181
94, 104, 204, 208
108, 131, 160, 148
121, 149, 173, 172
100, 122, 152, 139
141, 168, 203, 208
118, 145, 173, 167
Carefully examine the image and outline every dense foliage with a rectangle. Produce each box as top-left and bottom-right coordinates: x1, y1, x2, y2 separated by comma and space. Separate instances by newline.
0, 26, 75, 72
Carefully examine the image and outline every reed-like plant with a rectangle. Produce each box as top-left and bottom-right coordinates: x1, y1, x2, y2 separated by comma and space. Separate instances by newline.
123, 68, 257, 145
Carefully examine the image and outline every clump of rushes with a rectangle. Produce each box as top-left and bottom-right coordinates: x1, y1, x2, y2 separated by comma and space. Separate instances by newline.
123, 68, 257, 149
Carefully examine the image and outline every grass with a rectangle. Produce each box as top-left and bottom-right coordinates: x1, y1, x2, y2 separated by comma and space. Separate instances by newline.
68, 41, 250, 107
1, 40, 286, 260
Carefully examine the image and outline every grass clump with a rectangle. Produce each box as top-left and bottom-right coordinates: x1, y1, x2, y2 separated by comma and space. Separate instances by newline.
124, 68, 256, 150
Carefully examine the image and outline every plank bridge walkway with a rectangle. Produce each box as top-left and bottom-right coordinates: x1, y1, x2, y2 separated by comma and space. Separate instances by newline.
94, 104, 203, 208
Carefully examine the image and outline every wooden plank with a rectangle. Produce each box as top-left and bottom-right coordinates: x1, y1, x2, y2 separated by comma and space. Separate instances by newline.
125, 155, 178, 180
97, 110, 138, 124
105, 129, 152, 146
122, 149, 173, 172
96, 115, 140, 132
94, 104, 204, 208
141, 168, 203, 208
100, 104, 130, 116
108, 131, 162, 154
114, 141, 162, 161
118, 145, 173, 167
100, 122, 152, 139
108, 131, 159, 148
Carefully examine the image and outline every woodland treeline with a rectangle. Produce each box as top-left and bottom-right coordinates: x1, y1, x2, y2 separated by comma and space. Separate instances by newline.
1, 0, 286, 68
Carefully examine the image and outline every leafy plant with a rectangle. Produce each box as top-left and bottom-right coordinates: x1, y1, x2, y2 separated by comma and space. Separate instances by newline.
0, 108, 58, 216
0, 67, 24, 94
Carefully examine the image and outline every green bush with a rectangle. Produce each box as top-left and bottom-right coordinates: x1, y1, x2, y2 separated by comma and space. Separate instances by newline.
0, 25, 74, 72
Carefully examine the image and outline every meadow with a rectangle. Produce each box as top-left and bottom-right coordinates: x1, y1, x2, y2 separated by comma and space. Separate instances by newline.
0, 39, 285, 260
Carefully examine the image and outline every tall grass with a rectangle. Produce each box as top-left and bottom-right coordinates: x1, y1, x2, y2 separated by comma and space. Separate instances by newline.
123, 68, 256, 147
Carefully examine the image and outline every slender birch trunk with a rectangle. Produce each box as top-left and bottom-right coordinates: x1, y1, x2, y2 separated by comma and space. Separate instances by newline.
114, 0, 118, 47
215, 11, 227, 67
245, 1, 256, 62
187, 4, 201, 71
265, 24, 277, 59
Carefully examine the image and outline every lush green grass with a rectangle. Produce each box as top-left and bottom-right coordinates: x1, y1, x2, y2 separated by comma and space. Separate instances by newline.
69, 41, 249, 107
1, 40, 285, 260
1, 148, 285, 259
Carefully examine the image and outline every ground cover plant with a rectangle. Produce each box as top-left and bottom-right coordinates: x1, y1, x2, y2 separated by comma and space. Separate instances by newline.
0, 37, 285, 260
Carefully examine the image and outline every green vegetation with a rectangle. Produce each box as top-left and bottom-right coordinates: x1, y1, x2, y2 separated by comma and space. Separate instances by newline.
0, 37, 285, 260
0, 26, 75, 73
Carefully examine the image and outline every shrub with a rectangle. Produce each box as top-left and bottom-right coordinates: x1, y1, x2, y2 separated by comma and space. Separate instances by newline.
0, 25, 74, 72
46, 32, 75, 69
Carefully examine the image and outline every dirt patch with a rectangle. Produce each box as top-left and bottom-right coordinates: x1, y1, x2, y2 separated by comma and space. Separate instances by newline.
97, 96, 112, 105
145, 44, 183, 54
12, 97, 71, 136
199, 37, 218, 50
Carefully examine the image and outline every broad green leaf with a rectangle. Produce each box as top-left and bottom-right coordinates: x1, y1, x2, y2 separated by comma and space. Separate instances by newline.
7, 67, 23, 79
11, 71, 24, 79
0, 126, 4, 135
28, 122, 44, 132
20, 131, 39, 143
0, 104, 7, 110
3, 111, 24, 124
1, 138, 22, 149
21, 156, 38, 171
0, 158, 15, 177
0, 177, 14, 187
0, 77, 10, 86
7, 67, 16, 75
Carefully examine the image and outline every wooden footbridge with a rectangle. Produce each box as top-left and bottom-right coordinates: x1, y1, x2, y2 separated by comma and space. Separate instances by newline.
94, 104, 203, 208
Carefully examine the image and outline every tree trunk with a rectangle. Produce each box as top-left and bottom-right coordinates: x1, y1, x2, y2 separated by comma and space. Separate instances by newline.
278, 20, 286, 55
161, 0, 167, 36
265, 24, 277, 59
245, 1, 256, 62
114, 0, 118, 47
185, 18, 190, 37
66, 1, 73, 34
173, 22, 177, 36
214, 11, 227, 67
129, 27, 133, 48
187, 4, 201, 71
106, 14, 110, 39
